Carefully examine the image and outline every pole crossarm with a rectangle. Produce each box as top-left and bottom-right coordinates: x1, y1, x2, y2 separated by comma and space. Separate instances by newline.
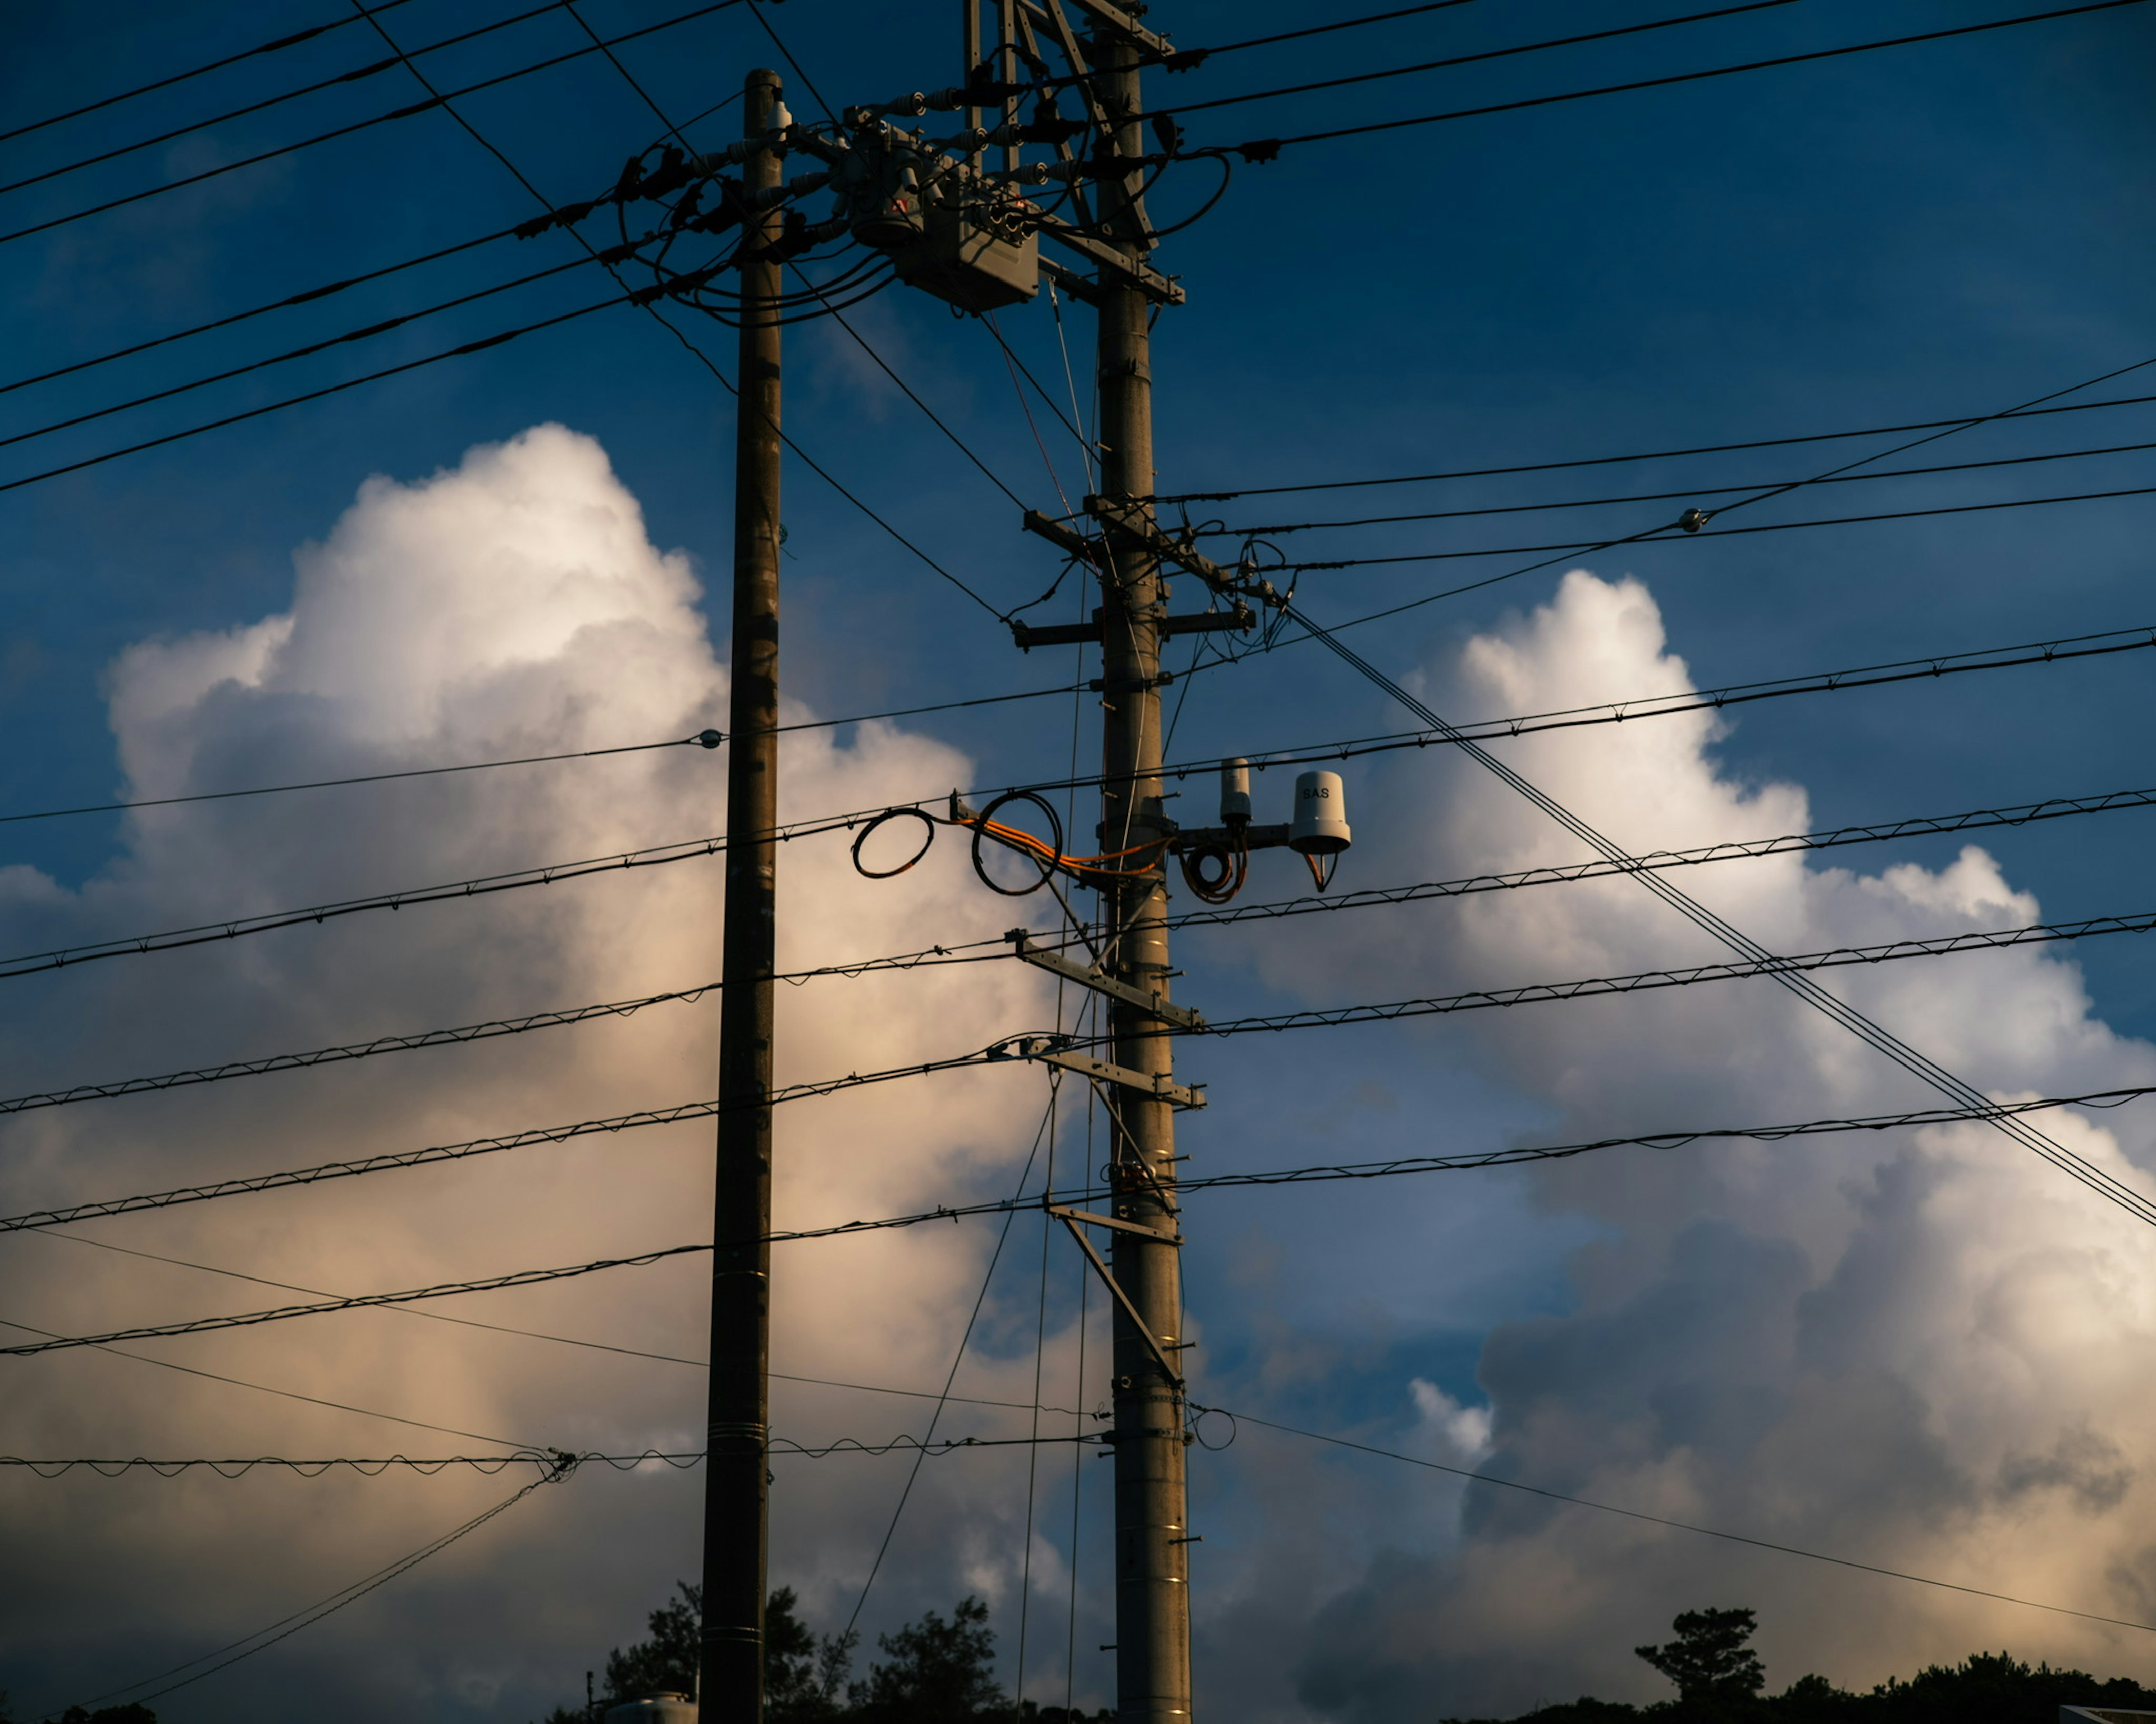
1010, 930, 1208, 1028
1046, 1201, 1180, 1245
1013, 1036, 1208, 1109
1034, 215, 1185, 301
1019, 0, 1175, 58
1055, 1213, 1187, 1389
1085, 495, 1240, 589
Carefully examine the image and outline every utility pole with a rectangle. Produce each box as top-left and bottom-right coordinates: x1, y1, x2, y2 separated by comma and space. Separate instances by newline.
1090, 25, 1194, 1724
703, 66, 785, 1724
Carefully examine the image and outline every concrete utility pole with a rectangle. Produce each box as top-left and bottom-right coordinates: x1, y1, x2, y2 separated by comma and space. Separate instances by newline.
1090, 26, 1194, 1724
702, 66, 785, 1724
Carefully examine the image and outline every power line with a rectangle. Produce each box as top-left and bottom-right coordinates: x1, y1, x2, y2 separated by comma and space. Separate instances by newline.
0, 1243, 714, 1358
0, 981, 722, 1118
1148, 390, 2156, 505
1278, 600, 2156, 1234
1215, 0, 2153, 157
0, 0, 419, 148
1272, 482, 2156, 571
1172, 0, 1482, 63
1, 729, 705, 827
1, 0, 577, 202
0, 1438, 1081, 1477
1223, 1413, 2156, 1637
0, 1314, 537, 1447
0, 286, 639, 497
0, 0, 748, 251
1158, 0, 1803, 120
1, 218, 535, 400
29, 1462, 575, 1720
1213, 437, 2156, 536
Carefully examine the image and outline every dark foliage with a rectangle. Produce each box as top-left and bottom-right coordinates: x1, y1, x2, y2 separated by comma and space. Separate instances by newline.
1443, 1609, 2156, 1724
1636, 1608, 1767, 1706
848, 1596, 1004, 1722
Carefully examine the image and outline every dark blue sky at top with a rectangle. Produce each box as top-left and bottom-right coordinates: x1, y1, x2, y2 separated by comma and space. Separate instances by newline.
3, 0, 2156, 1704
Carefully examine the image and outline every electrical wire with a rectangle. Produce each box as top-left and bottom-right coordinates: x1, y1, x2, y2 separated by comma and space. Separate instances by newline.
0, 285, 644, 497
1, 219, 541, 400
357, 10, 1010, 625
1269, 482, 2156, 572
2, 729, 705, 827
1154, 0, 1805, 120
30, 1462, 575, 1719
1149, 389, 2156, 505
846, 1082, 1063, 1636
1223, 1412, 2156, 1635
1212, 436, 2156, 535
0, 1, 419, 148
1278, 597, 2156, 1234
0, 1314, 536, 1447
0, 0, 749, 251
0, 980, 723, 1119
0, 0, 579, 202
1172, 0, 1482, 63
1212, 0, 2153, 157
0, 1242, 715, 1357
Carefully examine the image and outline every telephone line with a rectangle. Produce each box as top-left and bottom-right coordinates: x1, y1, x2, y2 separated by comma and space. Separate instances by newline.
0, 0, 419, 148
1228, 1414, 2156, 1637
1, 219, 534, 400
7, 605, 2148, 984
1148, 390, 2156, 505
17, 898, 2156, 1241
1158, 0, 1804, 120
0, 0, 579, 202
0, 0, 749, 251
1214, 436, 2156, 536
1215, 0, 2152, 157
1275, 482, 2156, 571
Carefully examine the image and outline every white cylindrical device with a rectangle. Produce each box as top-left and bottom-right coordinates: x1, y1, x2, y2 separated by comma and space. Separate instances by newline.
605, 1699, 696, 1724
1289, 769, 1351, 855
1219, 757, 1251, 826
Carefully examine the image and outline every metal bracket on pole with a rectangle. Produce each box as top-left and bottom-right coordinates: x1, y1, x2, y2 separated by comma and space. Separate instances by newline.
1046, 1201, 1179, 1245
1084, 496, 1237, 591
1034, 217, 1185, 304
1015, 0, 1175, 60
1009, 930, 1207, 1029
1055, 1211, 1186, 1389
1012, 1036, 1206, 1109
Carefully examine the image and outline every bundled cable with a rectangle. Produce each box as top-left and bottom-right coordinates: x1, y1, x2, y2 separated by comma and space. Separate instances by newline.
850, 791, 1170, 896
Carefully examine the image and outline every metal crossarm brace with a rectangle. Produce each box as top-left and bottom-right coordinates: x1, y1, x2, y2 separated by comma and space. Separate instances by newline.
1019, 1038, 1207, 1109
1085, 495, 1236, 589
1010, 931, 1207, 1028
1034, 217, 1185, 303
1018, 0, 1175, 58
1055, 1212, 1186, 1389
1046, 1201, 1180, 1244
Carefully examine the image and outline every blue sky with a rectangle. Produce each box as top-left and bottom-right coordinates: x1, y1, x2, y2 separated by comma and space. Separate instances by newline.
5, 2, 2156, 1720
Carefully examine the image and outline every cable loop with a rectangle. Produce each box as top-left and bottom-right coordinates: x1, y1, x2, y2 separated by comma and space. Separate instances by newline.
970, 789, 1065, 897
851, 807, 937, 878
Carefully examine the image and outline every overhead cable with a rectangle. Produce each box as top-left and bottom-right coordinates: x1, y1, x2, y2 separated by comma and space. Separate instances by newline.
0, 980, 725, 1117
2, 729, 706, 827
0, 1314, 535, 1447
0, 1243, 714, 1357
0, 0, 418, 147
1275, 482, 2156, 571
1, 218, 534, 400
1278, 600, 2156, 1232
1, 0, 577, 201
30, 1462, 574, 1718
1214, 1, 2152, 157
1148, 390, 2156, 505
1159, 0, 1804, 120
1214, 437, 2156, 536
1225, 1414, 2156, 1637
0, 0, 748, 250
354, 1, 1009, 625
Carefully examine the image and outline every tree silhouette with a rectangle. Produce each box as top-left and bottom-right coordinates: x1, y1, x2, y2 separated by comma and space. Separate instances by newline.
1636, 1608, 1766, 1706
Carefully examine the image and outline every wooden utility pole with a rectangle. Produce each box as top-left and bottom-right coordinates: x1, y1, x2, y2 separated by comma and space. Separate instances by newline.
1090, 24, 1195, 1724
702, 66, 785, 1724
